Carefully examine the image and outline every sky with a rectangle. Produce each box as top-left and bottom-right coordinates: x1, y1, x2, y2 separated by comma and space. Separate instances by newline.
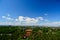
0, 0, 60, 26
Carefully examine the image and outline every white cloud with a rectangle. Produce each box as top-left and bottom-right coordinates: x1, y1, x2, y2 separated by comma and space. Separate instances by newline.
7, 14, 10, 16
42, 21, 60, 26
6, 17, 14, 20
2, 16, 6, 18
18, 16, 44, 24
25, 17, 38, 23
2, 14, 60, 26
1, 15, 45, 25
18, 16, 38, 24
36, 17, 44, 20
19, 16, 24, 21
2, 15, 14, 21
15, 19, 18, 21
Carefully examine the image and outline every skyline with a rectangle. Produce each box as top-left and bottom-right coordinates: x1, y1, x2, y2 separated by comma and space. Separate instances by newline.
0, 0, 60, 26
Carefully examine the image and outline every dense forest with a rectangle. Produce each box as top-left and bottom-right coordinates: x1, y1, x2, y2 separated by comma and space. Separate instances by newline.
0, 26, 60, 40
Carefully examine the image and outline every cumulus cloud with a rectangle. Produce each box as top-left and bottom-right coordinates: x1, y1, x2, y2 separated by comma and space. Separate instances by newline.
1, 14, 45, 26
24, 17, 38, 23
2, 15, 14, 21
18, 16, 44, 24
15, 19, 18, 21
36, 17, 44, 20
19, 16, 24, 21
2, 16, 6, 18
7, 14, 10, 16
2, 14, 60, 26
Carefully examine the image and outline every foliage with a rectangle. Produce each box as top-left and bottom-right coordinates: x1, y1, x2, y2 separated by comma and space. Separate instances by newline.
0, 26, 60, 40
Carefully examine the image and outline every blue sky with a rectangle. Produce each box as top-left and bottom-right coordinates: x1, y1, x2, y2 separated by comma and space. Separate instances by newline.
0, 0, 60, 26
